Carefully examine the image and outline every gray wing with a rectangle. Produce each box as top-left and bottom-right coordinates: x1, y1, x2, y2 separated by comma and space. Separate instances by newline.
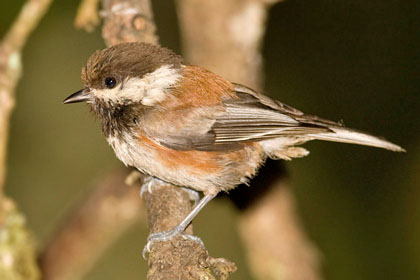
207, 84, 339, 145
152, 83, 340, 151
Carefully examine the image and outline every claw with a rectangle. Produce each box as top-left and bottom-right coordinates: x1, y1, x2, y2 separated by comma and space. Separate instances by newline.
142, 242, 150, 259
180, 233, 205, 247
139, 176, 167, 198
181, 187, 200, 207
139, 180, 152, 198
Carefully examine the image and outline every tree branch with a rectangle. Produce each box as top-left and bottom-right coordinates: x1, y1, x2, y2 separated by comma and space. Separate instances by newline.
238, 183, 321, 280
142, 184, 236, 280
177, 1, 322, 279
75, 0, 101, 32
39, 169, 144, 280
101, 0, 158, 46
176, 0, 276, 90
0, 0, 53, 279
0, 0, 53, 193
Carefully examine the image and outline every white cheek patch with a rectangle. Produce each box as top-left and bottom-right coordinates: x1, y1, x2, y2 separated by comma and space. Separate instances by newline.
92, 65, 181, 106
91, 87, 121, 101
134, 65, 181, 106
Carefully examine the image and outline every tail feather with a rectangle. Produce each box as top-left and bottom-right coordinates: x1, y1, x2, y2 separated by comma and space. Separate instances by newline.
309, 127, 405, 152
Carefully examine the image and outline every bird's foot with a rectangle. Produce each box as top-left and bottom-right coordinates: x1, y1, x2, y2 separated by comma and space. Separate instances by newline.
142, 226, 205, 259
139, 176, 167, 198
181, 187, 200, 207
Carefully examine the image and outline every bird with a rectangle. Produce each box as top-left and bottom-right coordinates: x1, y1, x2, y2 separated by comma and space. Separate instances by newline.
64, 42, 404, 253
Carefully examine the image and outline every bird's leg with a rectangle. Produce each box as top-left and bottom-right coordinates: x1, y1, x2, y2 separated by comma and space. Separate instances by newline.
142, 192, 217, 258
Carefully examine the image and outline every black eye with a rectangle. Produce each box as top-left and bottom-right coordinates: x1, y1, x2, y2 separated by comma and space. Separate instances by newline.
104, 77, 117, 89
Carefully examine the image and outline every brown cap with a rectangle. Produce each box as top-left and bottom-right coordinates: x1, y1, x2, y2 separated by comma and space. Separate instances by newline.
82, 42, 184, 89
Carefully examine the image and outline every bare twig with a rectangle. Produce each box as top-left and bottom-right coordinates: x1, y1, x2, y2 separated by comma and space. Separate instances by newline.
177, 0, 275, 90
101, 0, 158, 46
75, 0, 101, 32
0, 0, 53, 192
39, 169, 144, 280
177, 0, 322, 279
0, 0, 53, 279
238, 183, 321, 280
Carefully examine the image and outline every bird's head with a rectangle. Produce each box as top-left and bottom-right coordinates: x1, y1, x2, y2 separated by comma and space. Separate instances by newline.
63, 42, 184, 107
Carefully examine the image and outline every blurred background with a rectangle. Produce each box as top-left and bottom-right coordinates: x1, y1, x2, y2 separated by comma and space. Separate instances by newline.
1, 0, 419, 279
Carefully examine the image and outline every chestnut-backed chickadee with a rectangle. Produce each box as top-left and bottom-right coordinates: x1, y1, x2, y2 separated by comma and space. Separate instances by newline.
64, 42, 404, 253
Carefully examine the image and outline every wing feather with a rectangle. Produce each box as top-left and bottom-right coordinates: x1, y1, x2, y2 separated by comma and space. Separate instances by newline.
190, 84, 335, 150
149, 82, 403, 153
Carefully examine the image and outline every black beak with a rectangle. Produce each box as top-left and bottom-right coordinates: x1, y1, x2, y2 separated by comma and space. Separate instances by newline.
63, 89, 92, 104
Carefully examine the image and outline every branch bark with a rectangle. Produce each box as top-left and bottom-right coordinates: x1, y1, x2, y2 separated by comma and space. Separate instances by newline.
177, 1, 322, 279
0, 0, 53, 279
238, 183, 321, 280
75, 0, 101, 32
40, 169, 144, 280
142, 184, 236, 280
0, 0, 53, 193
101, 0, 158, 47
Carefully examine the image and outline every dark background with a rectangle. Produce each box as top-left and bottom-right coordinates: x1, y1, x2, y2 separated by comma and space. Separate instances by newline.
1, 0, 419, 279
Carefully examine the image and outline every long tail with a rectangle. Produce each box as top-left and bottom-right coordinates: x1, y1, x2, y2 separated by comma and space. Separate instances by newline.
309, 127, 405, 152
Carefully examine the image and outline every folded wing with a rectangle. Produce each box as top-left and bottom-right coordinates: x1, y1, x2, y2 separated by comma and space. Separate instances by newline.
150, 83, 404, 152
